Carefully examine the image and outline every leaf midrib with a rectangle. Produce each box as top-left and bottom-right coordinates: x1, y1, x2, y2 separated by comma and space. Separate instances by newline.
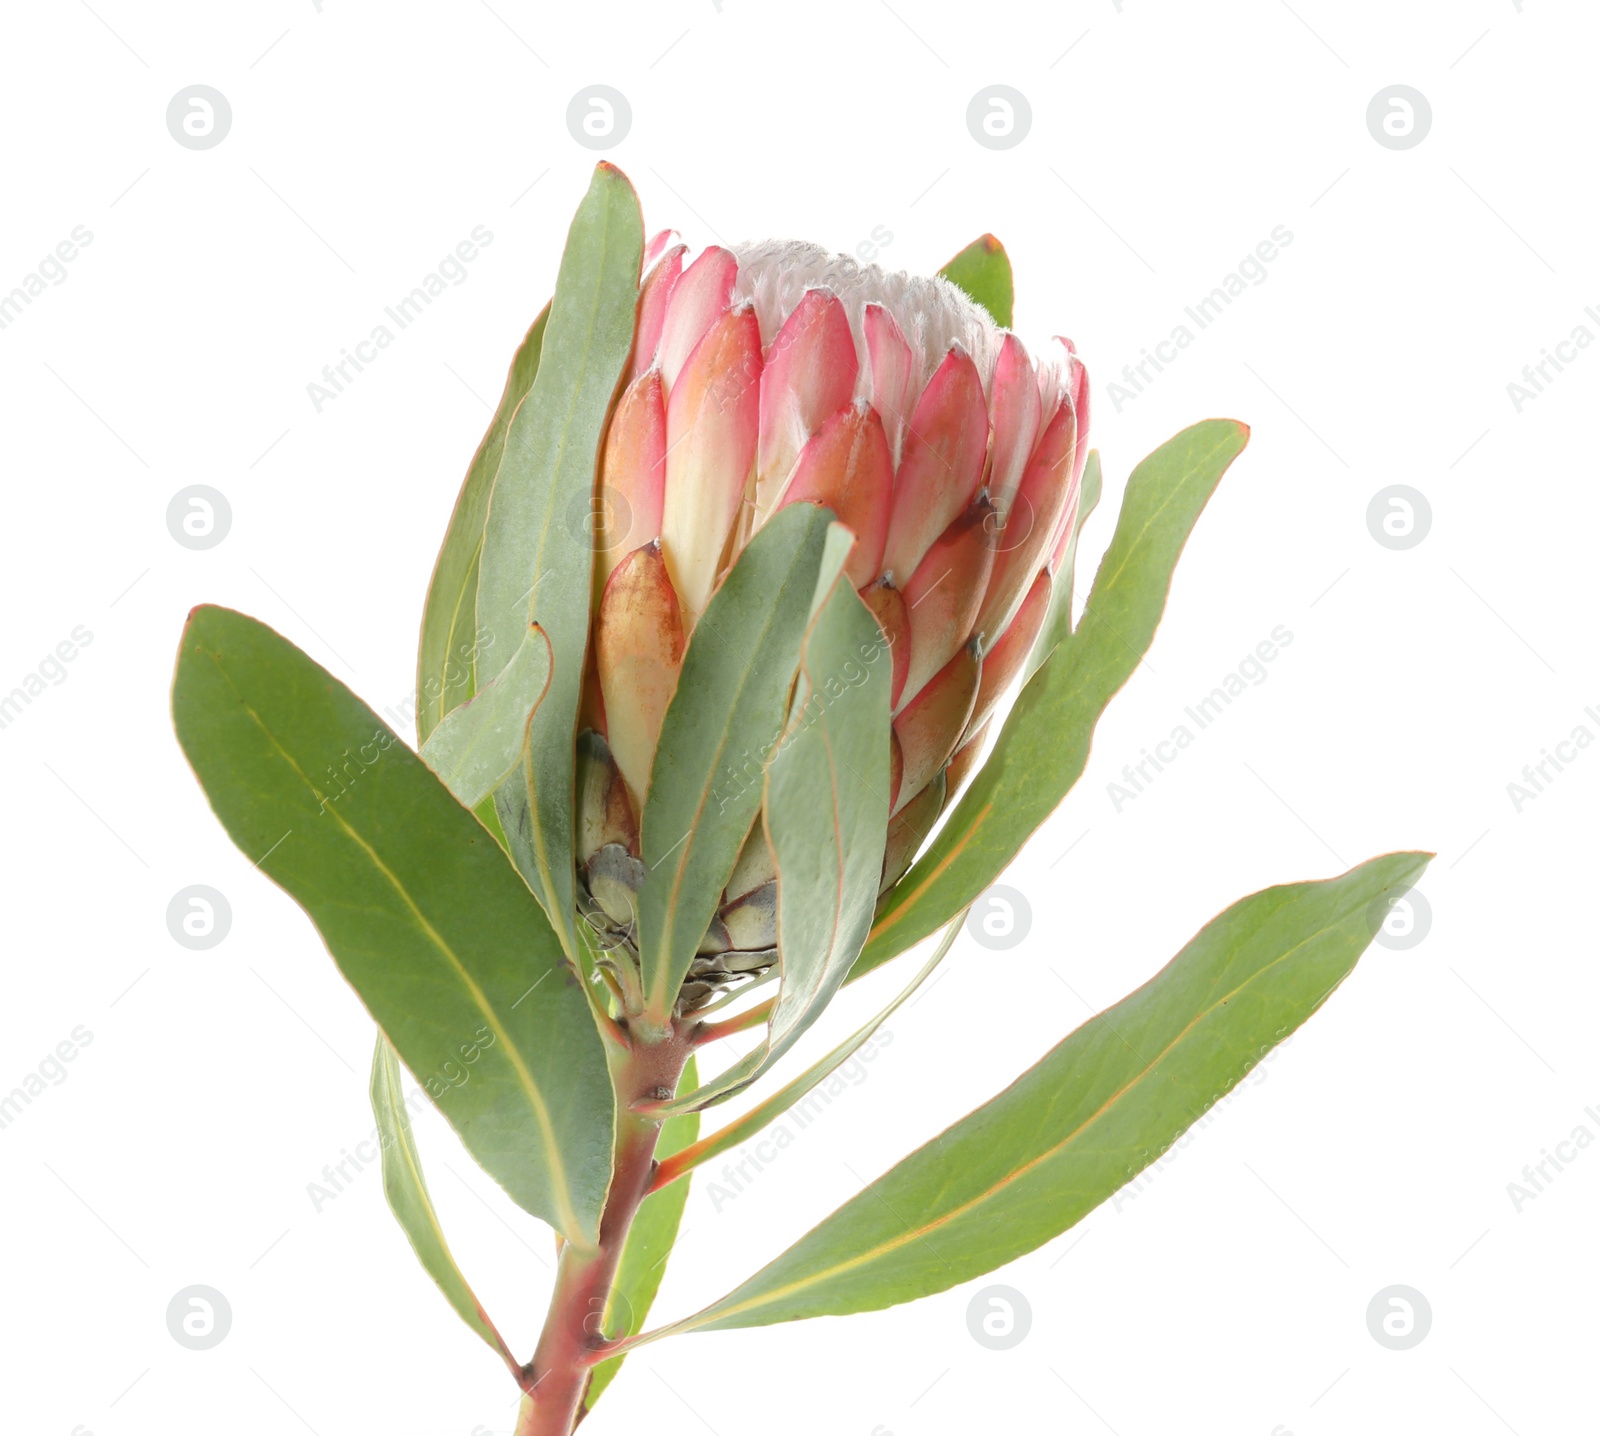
696, 888, 1377, 1325
643, 541, 810, 1020
697, 632, 856, 1104
200, 641, 587, 1246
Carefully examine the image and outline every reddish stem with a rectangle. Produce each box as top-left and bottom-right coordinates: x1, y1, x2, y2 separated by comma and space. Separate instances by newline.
515, 1027, 692, 1436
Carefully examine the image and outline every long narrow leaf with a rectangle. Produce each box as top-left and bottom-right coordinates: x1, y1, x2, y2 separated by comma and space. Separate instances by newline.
369, 1036, 520, 1375
172, 606, 614, 1246
854, 421, 1249, 982
658, 524, 889, 1110
416, 304, 550, 745
641, 851, 1430, 1332
478, 164, 643, 954
637, 504, 834, 1029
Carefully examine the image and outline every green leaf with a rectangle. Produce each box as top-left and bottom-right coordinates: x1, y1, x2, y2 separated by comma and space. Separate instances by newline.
416, 304, 550, 746
761, 539, 891, 1046
637, 504, 835, 1028
1023, 448, 1101, 686
854, 420, 1249, 983
583, 1055, 701, 1414
420, 623, 552, 810
655, 526, 891, 1112
938, 235, 1014, 328
653, 851, 1431, 1331
477, 163, 643, 955
369, 1035, 519, 1375
652, 911, 964, 1185
172, 605, 614, 1246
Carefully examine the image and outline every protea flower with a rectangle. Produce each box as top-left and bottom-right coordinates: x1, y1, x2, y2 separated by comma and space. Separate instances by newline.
171, 163, 1421, 1436
577, 229, 1090, 1012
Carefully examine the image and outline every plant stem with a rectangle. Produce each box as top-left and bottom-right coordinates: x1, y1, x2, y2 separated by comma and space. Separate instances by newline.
515, 1026, 691, 1436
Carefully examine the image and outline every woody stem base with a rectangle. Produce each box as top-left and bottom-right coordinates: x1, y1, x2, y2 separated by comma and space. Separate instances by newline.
514, 1028, 691, 1436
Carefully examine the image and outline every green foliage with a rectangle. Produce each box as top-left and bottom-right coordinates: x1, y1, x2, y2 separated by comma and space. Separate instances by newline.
856, 421, 1249, 982
169, 162, 1422, 1436
477, 164, 643, 956
663, 524, 891, 1111
420, 623, 551, 809
171, 605, 614, 1246
370, 1037, 517, 1370
660, 853, 1429, 1330
636, 504, 835, 1029
416, 304, 549, 745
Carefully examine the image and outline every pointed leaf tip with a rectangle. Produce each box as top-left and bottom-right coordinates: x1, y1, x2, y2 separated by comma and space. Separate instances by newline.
476, 160, 644, 958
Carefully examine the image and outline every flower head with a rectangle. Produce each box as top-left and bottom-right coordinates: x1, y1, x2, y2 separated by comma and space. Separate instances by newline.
578, 228, 1090, 1009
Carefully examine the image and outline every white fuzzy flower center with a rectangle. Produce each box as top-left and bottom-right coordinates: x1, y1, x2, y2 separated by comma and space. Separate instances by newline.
732, 239, 1016, 395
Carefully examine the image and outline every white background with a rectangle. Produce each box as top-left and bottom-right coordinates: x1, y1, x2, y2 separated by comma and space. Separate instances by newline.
2, 2, 1594, 1433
